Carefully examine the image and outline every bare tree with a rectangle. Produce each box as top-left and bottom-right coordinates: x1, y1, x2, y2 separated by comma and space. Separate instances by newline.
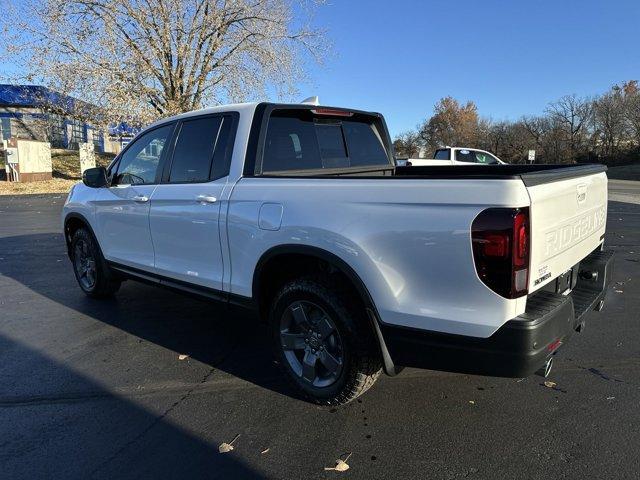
626, 94, 640, 148
593, 87, 628, 157
2, 0, 326, 127
393, 130, 423, 158
520, 115, 563, 163
545, 94, 593, 162
521, 116, 547, 150
617, 81, 640, 150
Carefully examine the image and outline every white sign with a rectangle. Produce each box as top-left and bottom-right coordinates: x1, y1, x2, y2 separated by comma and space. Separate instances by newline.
79, 142, 96, 174
528, 150, 536, 162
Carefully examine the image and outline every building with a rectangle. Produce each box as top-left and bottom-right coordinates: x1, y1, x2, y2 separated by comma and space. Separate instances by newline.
0, 84, 137, 153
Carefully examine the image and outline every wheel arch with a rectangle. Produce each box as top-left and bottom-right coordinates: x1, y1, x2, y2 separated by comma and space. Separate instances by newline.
252, 244, 398, 376
63, 212, 100, 256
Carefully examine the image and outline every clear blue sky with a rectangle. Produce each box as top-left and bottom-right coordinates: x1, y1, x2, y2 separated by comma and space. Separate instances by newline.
3, 0, 637, 138
302, 0, 640, 137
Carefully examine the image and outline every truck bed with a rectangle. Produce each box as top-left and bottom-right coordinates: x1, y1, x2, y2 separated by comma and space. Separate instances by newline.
394, 163, 607, 186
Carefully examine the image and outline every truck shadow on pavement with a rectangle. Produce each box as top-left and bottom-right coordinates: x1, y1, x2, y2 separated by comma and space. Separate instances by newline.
0, 332, 270, 479
0, 231, 304, 403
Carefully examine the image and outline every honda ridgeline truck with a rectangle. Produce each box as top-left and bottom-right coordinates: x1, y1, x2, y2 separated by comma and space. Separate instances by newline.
63, 102, 614, 405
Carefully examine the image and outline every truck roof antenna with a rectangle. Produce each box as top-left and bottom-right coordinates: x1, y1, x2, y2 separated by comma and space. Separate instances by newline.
301, 96, 319, 106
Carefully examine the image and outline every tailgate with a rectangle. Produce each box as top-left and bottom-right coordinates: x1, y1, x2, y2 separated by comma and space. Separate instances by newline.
525, 167, 608, 292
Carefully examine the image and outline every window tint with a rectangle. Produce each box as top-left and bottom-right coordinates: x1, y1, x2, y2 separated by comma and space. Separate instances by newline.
316, 124, 348, 168
262, 111, 390, 173
262, 115, 321, 172
210, 117, 235, 180
434, 149, 450, 160
169, 117, 223, 183
342, 121, 389, 166
114, 124, 172, 185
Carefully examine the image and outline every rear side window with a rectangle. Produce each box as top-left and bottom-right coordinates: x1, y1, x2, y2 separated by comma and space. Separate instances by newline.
261, 110, 390, 173
434, 149, 450, 160
169, 117, 223, 183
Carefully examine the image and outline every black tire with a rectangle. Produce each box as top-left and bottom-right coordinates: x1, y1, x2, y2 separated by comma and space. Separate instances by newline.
70, 227, 121, 298
270, 276, 382, 405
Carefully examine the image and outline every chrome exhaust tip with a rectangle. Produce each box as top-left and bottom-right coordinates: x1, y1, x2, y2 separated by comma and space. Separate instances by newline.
535, 357, 553, 378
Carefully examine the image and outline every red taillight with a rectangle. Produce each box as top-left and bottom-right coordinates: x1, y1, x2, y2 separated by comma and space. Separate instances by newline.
482, 233, 509, 258
513, 211, 528, 267
471, 208, 530, 299
311, 108, 354, 117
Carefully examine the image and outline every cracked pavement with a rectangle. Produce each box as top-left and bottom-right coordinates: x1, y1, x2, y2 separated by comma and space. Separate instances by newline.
0, 180, 639, 479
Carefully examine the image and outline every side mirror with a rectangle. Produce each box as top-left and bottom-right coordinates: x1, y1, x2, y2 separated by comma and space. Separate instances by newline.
82, 166, 109, 188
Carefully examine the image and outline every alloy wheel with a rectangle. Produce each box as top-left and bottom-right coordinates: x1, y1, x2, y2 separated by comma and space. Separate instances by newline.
74, 239, 97, 290
279, 300, 344, 388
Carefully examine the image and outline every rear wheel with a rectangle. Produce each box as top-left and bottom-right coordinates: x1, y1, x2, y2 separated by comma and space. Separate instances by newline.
71, 228, 121, 298
270, 276, 382, 405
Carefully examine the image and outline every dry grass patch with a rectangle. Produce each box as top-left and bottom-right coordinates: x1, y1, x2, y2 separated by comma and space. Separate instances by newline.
0, 149, 115, 195
0, 177, 78, 195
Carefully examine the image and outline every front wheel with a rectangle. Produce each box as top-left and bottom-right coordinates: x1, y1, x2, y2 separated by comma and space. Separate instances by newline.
270, 276, 382, 405
70, 228, 121, 298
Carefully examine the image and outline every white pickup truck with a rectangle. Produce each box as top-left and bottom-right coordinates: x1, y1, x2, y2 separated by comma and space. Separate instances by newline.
402, 146, 505, 166
63, 102, 613, 405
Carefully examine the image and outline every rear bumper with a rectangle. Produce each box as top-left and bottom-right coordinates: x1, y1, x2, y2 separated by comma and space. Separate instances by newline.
381, 248, 614, 378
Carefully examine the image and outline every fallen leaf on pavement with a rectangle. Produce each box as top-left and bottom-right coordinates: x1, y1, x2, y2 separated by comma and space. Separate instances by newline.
178, 354, 189, 360
324, 453, 352, 472
544, 381, 556, 388
219, 443, 234, 453
219, 434, 240, 453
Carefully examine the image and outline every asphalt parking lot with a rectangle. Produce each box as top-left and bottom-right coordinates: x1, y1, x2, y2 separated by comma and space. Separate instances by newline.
1, 180, 639, 480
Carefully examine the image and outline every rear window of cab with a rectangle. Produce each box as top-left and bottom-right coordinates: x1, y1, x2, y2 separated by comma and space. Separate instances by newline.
261, 109, 391, 173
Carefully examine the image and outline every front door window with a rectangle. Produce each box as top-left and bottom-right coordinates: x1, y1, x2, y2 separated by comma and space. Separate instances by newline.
113, 125, 173, 185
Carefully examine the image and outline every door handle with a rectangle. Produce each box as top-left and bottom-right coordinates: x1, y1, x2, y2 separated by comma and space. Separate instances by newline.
196, 195, 217, 204
132, 195, 149, 203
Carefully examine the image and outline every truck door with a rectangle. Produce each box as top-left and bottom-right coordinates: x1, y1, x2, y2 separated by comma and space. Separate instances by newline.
148, 114, 236, 291
94, 124, 174, 269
